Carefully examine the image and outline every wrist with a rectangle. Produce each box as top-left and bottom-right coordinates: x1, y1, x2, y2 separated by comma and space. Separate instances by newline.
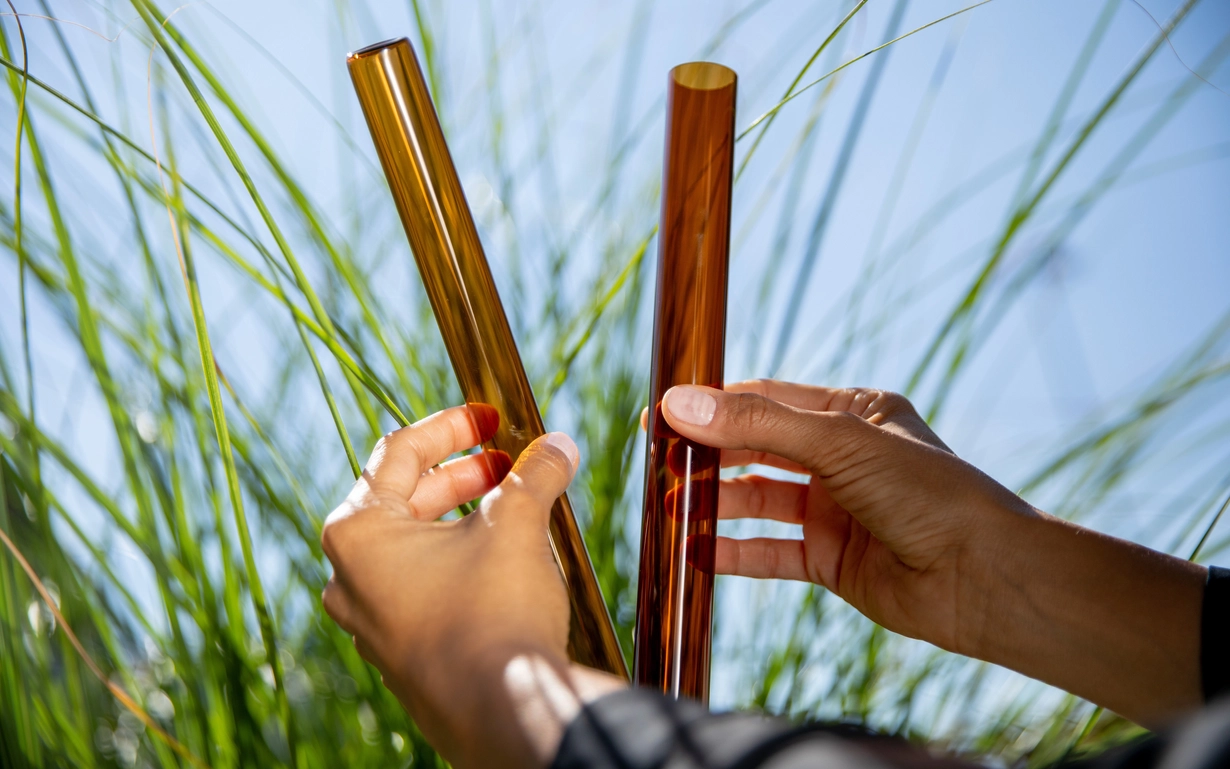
971, 508, 1206, 725
449, 641, 570, 768
438, 641, 625, 769
950, 488, 1047, 661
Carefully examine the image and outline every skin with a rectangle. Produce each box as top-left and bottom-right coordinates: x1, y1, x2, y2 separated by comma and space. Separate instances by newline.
321, 381, 1207, 768
320, 406, 621, 767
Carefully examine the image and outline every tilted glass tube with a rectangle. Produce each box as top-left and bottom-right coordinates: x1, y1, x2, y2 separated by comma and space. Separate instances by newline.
348, 38, 628, 679
634, 63, 736, 703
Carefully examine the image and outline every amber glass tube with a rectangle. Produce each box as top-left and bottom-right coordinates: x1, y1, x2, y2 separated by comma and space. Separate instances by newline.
348, 38, 627, 679
634, 63, 736, 702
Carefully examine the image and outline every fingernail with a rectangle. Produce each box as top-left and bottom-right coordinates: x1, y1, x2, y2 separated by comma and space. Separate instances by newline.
685, 534, 716, 575
663, 387, 716, 426
468, 403, 501, 441
544, 432, 579, 469
482, 449, 513, 483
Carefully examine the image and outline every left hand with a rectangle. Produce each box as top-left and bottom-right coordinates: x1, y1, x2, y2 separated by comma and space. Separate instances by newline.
321, 405, 622, 767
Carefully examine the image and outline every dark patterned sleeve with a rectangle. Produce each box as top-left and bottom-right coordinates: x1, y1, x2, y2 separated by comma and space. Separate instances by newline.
549, 688, 968, 769
1203, 566, 1230, 702
553, 576, 1230, 769
550, 688, 1230, 769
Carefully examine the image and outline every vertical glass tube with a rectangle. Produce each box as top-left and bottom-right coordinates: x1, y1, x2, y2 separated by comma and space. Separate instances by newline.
348, 38, 627, 679
634, 63, 736, 702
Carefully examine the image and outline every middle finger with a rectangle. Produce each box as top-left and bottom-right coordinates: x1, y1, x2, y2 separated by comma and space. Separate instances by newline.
409, 451, 512, 520
364, 404, 500, 499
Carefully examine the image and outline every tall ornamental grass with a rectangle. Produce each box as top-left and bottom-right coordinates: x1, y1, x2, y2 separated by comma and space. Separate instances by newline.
1, 1, 1228, 766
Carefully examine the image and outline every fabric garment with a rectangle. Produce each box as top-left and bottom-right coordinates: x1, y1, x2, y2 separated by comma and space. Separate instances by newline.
552, 566, 1230, 769
552, 693, 1230, 769
1202, 566, 1230, 702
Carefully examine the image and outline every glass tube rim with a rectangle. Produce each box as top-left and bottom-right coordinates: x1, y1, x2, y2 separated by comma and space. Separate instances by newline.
348, 37, 407, 62
670, 62, 736, 91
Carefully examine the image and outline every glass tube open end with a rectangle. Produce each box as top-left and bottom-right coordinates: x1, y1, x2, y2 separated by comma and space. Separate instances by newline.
347, 38, 407, 63
671, 62, 736, 91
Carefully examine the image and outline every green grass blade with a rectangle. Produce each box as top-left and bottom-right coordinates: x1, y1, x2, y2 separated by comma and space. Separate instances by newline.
767, 0, 908, 374
906, 0, 1202, 415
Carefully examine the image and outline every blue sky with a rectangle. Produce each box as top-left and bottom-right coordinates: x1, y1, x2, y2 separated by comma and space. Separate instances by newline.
170, 0, 1230, 547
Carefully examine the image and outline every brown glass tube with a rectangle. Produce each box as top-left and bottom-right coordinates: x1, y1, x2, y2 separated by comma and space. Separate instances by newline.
634, 63, 736, 703
348, 38, 627, 679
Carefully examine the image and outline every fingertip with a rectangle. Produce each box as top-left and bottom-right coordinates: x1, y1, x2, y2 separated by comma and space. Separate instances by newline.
663, 385, 718, 427
664, 479, 715, 522
481, 449, 513, 484
639, 407, 649, 432
498, 433, 578, 514
666, 437, 719, 476
467, 403, 501, 443
543, 432, 580, 472
684, 533, 716, 574
652, 402, 681, 440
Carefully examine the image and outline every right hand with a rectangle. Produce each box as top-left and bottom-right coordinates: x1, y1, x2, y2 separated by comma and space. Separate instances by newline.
655, 380, 1040, 658
320, 408, 624, 767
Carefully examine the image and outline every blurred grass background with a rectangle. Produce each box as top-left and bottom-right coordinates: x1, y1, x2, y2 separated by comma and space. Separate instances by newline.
1, 0, 1228, 766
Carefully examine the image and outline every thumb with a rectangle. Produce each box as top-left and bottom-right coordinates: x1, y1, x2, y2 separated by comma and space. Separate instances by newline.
494, 432, 578, 524
660, 385, 875, 475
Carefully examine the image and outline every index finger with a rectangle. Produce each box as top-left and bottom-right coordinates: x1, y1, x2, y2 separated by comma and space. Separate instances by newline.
725, 380, 863, 413
660, 385, 878, 476
643, 396, 810, 473
363, 404, 500, 499
720, 448, 808, 474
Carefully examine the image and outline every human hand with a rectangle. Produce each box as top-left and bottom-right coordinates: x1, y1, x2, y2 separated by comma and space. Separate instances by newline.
653, 379, 1029, 657
321, 406, 623, 767
656, 380, 1205, 725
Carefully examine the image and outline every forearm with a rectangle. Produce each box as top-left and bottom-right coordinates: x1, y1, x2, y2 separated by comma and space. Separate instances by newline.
972, 508, 1206, 726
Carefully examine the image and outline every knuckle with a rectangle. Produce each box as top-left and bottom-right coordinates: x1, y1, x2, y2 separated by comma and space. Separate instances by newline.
523, 442, 573, 482
763, 543, 780, 579
445, 466, 468, 504
749, 378, 775, 396
402, 434, 430, 473
373, 430, 396, 453
320, 520, 340, 561
540, 448, 574, 480
839, 387, 870, 411
371, 427, 429, 476
320, 580, 342, 616
729, 392, 771, 436
802, 411, 866, 467
369, 431, 396, 464
320, 509, 356, 563
750, 477, 769, 516
878, 390, 915, 415
824, 409, 864, 430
